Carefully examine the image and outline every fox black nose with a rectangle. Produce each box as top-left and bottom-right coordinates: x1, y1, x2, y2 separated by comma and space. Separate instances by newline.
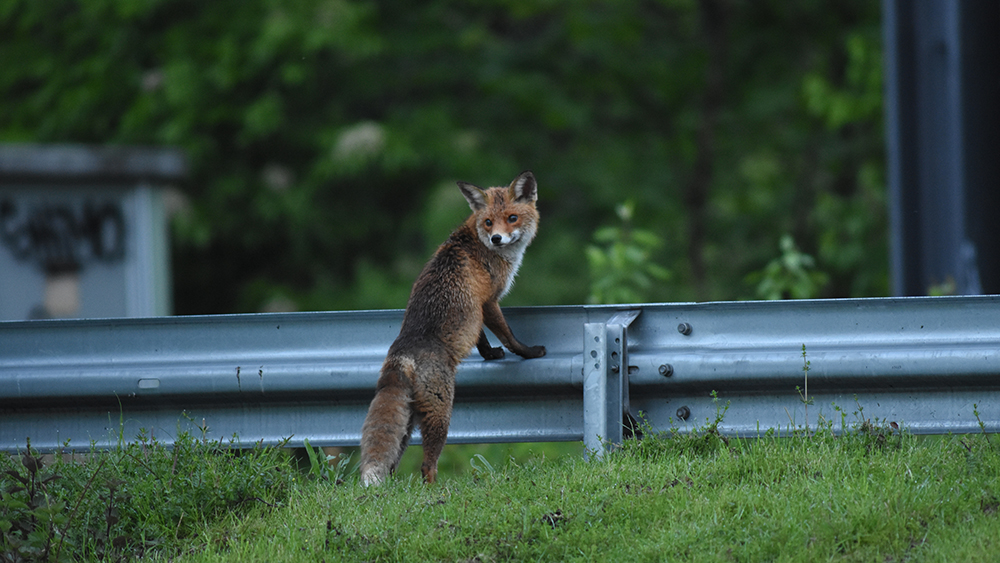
491, 234, 502, 245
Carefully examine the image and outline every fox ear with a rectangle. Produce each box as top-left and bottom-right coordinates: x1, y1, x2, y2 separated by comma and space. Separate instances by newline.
508, 171, 537, 203
458, 181, 488, 211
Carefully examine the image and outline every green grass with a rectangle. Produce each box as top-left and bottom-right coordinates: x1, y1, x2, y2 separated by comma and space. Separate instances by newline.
176, 421, 1000, 563
5, 418, 1000, 562
1, 429, 296, 562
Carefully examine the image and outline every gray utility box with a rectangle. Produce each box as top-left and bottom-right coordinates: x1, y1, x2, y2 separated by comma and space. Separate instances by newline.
0, 145, 186, 320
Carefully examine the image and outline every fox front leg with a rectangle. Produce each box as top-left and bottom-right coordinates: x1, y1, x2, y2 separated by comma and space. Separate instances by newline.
476, 329, 506, 360
482, 301, 546, 359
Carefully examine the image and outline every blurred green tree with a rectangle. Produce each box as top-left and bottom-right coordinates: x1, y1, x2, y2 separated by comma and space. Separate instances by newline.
0, 0, 886, 312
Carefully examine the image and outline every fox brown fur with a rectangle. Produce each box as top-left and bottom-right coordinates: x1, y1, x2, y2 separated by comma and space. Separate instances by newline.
359, 171, 545, 485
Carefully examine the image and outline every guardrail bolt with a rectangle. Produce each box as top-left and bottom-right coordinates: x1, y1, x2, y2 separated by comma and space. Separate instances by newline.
659, 364, 673, 377
677, 322, 693, 336
676, 405, 691, 420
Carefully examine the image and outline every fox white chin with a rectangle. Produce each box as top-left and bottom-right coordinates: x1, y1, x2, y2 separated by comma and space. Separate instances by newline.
484, 230, 521, 248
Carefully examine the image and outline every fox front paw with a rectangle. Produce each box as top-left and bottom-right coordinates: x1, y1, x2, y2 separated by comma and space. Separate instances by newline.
518, 345, 546, 359
480, 346, 506, 360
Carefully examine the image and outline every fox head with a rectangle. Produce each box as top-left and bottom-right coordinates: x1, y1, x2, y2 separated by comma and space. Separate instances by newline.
457, 171, 539, 257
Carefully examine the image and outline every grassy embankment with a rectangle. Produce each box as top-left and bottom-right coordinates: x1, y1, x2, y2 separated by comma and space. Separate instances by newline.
4, 406, 999, 562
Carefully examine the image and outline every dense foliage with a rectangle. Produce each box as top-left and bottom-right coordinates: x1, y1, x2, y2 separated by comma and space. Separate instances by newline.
0, 433, 294, 562
0, 0, 886, 313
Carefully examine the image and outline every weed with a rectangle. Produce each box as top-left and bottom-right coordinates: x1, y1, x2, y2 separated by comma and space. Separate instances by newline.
973, 403, 994, 451
469, 454, 495, 479
842, 397, 905, 452
1, 440, 71, 563
619, 391, 731, 461
302, 440, 353, 484
795, 343, 815, 436
1, 430, 296, 562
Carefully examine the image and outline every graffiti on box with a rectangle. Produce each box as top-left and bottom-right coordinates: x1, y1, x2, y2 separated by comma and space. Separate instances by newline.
0, 198, 126, 273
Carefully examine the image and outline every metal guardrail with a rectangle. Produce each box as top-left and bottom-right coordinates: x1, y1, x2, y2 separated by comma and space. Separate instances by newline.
2, 296, 999, 453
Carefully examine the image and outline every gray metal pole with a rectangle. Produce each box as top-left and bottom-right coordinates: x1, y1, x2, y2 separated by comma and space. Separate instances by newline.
883, 0, 1000, 296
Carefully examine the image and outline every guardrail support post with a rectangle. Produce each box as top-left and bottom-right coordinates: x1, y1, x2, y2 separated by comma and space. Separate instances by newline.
584, 310, 641, 457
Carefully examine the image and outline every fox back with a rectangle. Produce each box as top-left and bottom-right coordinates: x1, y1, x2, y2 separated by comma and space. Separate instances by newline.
359, 171, 545, 485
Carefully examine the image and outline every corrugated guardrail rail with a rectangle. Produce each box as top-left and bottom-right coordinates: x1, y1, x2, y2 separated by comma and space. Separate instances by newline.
2, 296, 999, 453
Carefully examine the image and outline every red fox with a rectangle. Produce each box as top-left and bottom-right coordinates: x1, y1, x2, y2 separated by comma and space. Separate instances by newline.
359, 171, 546, 485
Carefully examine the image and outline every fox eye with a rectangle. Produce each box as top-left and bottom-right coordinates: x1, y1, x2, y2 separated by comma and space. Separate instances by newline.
484, 219, 493, 227
508, 214, 518, 223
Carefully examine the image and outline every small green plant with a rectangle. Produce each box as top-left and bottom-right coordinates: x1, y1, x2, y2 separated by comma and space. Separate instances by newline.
302, 440, 353, 484
705, 389, 731, 434
841, 397, 905, 452
748, 234, 829, 300
973, 403, 994, 451
469, 454, 495, 479
832, 402, 849, 435
927, 277, 957, 297
586, 201, 671, 305
795, 344, 815, 435
621, 391, 731, 462
1, 443, 72, 563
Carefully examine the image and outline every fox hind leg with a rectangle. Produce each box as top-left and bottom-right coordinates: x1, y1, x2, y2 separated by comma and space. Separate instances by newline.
412, 370, 455, 484
418, 408, 451, 484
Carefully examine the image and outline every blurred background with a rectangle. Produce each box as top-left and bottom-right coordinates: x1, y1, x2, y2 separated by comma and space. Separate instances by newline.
0, 0, 889, 314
